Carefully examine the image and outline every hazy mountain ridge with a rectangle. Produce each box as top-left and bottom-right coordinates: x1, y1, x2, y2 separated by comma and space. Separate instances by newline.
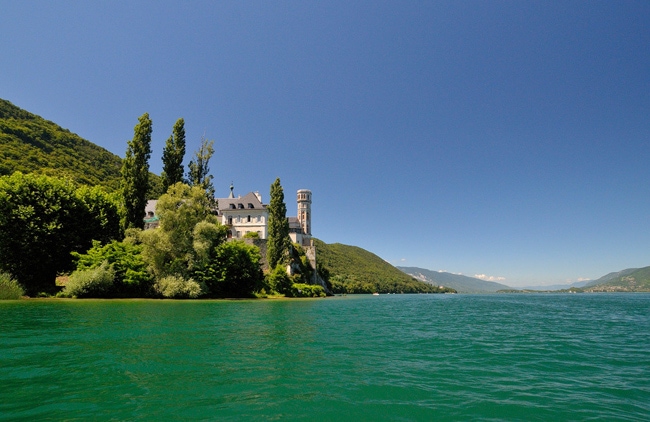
397, 266, 511, 293
520, 279, 593, 291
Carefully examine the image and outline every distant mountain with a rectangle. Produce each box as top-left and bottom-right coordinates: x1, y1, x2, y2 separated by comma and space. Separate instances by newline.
584, 267, 650, 292
314, 240, 455, 294
0, 98, 161, 194
397, 266, 511, 293
584, 268, 639, 287
520, 279, 593, 291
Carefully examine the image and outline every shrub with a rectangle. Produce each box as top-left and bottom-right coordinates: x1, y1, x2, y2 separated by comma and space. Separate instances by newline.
288, 283, 326, 298
265, 264, 293, 295
193, 240, 263, 298
154, 275, 204, 299
73, 240, 153, 297
62, 261, 115, 298
0, 272, 24, 299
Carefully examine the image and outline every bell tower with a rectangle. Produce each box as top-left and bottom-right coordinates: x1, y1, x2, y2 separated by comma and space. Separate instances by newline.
297, 189, 312, 237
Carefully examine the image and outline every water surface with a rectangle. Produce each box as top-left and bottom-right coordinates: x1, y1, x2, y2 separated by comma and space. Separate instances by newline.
1, 294, 649, 421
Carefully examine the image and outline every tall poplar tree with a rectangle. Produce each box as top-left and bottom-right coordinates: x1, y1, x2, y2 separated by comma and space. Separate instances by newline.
187, 134, 215, 201
266, 177, 291, 269
121, 113, 152, 230
161, 118, 186, 192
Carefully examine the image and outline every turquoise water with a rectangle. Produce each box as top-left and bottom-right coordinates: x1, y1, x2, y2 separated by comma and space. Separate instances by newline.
1, 294, 649, 421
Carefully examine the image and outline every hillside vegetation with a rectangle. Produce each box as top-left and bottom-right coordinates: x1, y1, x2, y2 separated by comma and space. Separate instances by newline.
314, 239, 455, 294
0, 98, 161, 194
584, 266, 650, 292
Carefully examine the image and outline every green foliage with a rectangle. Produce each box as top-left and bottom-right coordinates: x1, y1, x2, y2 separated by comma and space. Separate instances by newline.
187, 135, 215, 201
0, 98, 123, 190
288, 283, 326, 298
161, 118, 186, 192
121, 113, 153, 230
266, 178, 290, 269
62, 261, 115, 298
139, 183, 225, 279
289, 243, 314, 284
153, 275, 204, 299
314, 239, 445, 294
0, 172, 122, 295
243, 231, 260, 239
0, 272, 24, 300
266, 264, 293, 295
73, 240, 153, 297
193, 240, 263, 298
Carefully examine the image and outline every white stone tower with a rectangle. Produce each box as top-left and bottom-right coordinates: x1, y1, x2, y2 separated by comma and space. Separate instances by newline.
297, 189, 312, 237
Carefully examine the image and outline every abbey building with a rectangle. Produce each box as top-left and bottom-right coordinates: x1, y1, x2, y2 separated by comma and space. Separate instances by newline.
215, 185, 313, 247
145, 185, 313, 247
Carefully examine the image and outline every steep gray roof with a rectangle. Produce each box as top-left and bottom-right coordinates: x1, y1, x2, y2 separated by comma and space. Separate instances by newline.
217, 191, 266, 211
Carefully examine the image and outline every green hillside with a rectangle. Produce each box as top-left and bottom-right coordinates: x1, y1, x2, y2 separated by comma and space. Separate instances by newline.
314, 239, 455, 294
0, 99, 124, 190
584, 268, 638, 288
585, 266, 650, 292
0, 98, 161, 194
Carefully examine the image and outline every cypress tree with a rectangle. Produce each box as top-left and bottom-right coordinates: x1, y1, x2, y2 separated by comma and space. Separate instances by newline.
121, 113, 152, 230
161, 118, 186, 192
267, 177, 291, 269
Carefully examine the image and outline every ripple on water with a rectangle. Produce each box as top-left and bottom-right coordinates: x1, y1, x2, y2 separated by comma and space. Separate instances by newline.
1, 294, 649, 421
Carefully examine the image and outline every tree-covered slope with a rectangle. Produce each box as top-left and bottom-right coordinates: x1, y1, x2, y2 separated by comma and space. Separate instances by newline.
584, 268, 639, 288
397, 266, 511, 293
0, 98, 163, 195
314, 239, 454, 294
584, 266, 650, 292
0, 98, 124, 190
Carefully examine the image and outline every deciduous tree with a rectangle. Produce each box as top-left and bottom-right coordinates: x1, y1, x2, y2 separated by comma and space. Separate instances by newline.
187, 134, 215, 202
139, 183, 225, 279
0, 172, 121, 294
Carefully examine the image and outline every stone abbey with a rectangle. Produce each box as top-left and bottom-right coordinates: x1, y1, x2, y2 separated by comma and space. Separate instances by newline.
215, 185, 312, 247
144, 186, 318, 275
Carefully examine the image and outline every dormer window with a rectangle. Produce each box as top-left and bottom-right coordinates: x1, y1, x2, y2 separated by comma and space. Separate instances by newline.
229, 204, 236, 209
238, 203, 244, 209
248, 203, 254, 209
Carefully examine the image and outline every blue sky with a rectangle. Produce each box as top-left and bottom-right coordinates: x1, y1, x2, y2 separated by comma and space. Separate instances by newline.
2, 1, 649, 286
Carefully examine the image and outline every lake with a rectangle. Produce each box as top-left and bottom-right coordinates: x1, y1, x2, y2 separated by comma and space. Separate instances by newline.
1, 294, 649, 421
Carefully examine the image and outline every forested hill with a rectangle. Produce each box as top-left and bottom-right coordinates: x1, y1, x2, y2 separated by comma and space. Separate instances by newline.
584, 266, 650, 292
314, 239, 455, 294
0, 98, 123, 190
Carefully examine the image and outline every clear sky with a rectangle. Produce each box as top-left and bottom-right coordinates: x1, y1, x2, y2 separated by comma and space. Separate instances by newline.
2, 1, 649, 287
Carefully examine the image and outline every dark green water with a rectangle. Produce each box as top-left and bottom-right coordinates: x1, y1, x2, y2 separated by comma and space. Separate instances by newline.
1, 294, 649, 421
